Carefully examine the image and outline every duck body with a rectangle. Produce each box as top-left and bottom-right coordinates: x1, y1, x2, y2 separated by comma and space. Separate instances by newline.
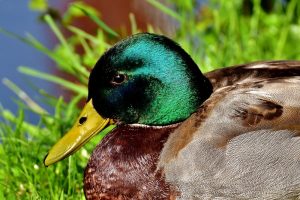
84, 61, 300, 200
44, 34, 300, 199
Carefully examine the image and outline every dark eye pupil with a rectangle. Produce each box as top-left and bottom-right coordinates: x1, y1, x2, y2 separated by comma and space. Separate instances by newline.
112, 74, 125, 84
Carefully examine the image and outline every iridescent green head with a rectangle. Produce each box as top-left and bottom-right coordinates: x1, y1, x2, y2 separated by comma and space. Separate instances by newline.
88, 33, 212, 125
44, 33, 213, 166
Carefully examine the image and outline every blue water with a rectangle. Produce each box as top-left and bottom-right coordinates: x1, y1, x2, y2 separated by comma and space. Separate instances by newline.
0, 0, 55, 123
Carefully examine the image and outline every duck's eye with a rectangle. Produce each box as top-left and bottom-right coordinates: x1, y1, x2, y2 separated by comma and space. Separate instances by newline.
111, 74, 127, 85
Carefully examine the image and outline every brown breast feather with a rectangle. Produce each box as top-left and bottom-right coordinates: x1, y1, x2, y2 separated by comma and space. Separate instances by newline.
84, 124, 180, 200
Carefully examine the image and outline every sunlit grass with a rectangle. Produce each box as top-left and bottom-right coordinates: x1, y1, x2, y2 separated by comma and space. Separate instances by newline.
1, 0, 300, 199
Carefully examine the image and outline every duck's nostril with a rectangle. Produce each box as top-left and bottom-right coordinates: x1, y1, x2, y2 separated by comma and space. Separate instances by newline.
79, 116, 87, 125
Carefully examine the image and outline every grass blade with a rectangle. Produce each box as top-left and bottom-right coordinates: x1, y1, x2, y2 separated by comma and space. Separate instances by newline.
129, 13, 139, 34
18, 66, 88, 97
72, 4, 119, 37
147, 0, 183, 22
44, 15, 90, 78
2, 78, 48, 115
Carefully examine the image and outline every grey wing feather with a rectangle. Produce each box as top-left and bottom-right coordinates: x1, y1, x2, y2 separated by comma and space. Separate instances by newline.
159, 76, 300, 199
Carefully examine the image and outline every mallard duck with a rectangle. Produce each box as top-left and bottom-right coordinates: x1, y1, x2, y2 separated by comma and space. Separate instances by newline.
44, 33, 300, 199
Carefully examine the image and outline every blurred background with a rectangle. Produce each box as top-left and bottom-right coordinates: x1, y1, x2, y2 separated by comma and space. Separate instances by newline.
0, 0, 54, 122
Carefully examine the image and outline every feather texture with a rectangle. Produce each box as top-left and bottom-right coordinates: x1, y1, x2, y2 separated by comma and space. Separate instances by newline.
159, 61, 300, 199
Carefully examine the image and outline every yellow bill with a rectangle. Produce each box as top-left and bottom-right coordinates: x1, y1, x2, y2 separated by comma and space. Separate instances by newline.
44, 99, 114, 166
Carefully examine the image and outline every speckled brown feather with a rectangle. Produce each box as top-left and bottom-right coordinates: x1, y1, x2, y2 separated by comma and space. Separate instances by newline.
84, 124, 180, 200
159, 77, 300, 165
205, 60, 300, 90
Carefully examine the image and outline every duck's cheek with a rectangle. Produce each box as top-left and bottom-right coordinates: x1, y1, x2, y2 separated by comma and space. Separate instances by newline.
89, 89, 135, 124
110, 86, 148, 122
93, 78, 154, 123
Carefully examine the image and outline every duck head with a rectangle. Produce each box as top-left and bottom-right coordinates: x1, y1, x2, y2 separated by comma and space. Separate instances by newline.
44, 33, 212, 166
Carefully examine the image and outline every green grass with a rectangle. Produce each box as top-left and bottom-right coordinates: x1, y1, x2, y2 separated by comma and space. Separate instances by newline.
1, 0, 300, 199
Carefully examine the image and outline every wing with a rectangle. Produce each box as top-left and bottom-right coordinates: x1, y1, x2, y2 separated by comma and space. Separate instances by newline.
159, 76, 300, 199
205, 60, 300, 91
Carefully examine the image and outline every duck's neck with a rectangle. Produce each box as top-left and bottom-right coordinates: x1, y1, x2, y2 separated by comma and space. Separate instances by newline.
138, 72, 213, 126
